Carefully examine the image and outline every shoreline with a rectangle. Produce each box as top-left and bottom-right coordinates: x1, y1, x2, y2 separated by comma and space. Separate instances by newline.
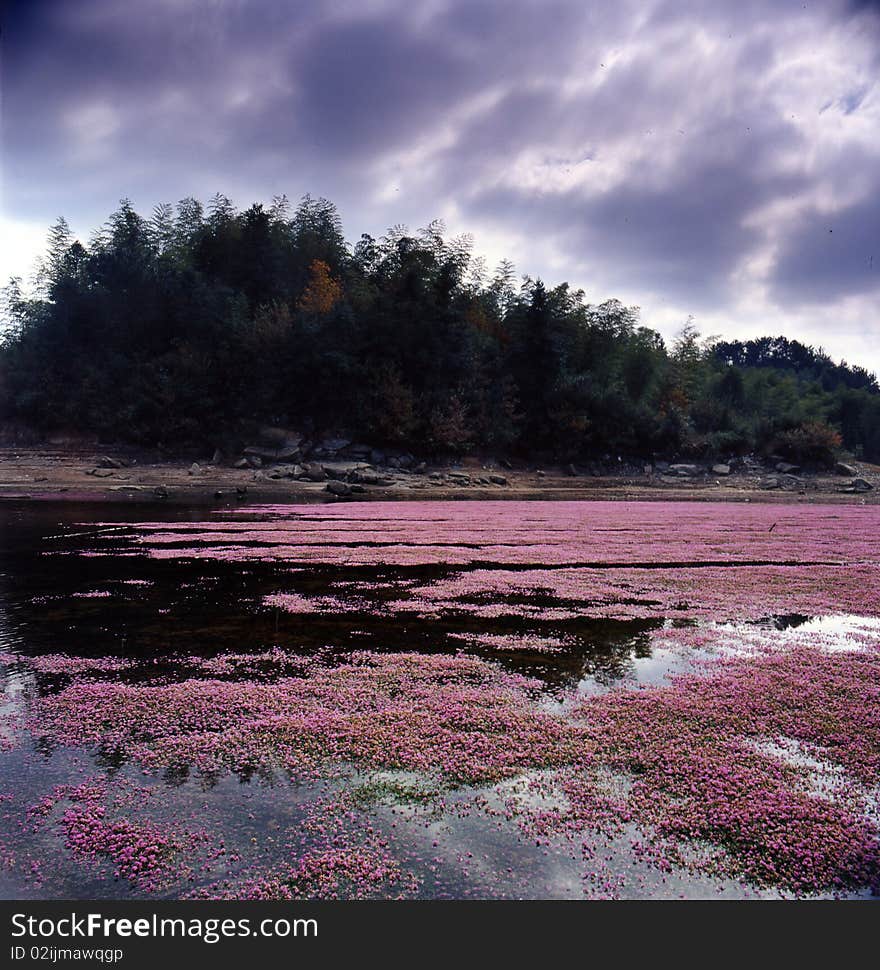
1, 447, 877, 506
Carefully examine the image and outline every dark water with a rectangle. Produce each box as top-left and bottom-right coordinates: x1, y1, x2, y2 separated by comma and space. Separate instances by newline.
0, 502, 668, 690
0, 501, 873, 900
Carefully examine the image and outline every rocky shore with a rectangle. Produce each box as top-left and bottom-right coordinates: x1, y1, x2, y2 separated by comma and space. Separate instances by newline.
1, 430, 877, 506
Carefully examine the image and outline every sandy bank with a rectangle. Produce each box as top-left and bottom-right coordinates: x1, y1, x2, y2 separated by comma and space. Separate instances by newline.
1, 446, 877, 506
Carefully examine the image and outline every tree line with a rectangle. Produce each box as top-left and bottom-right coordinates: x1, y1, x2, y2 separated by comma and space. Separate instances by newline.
1, 194, 878, 464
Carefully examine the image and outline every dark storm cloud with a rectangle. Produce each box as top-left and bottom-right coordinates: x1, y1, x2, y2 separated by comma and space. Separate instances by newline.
470, 142, 805, 304
292, 20, 474, 155
2, 0, 879, 361
772, 187, 880, 303
433, 29, 811, 302
289, 0, 585, 156
848, 0, 880, 13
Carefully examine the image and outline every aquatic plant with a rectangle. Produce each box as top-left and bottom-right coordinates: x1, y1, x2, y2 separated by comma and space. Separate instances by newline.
33, 652, 588, 785
4, 500, 880, 898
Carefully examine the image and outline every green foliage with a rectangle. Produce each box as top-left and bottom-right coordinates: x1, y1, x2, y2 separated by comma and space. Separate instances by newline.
774, 421, 842, 467
1, 195, 877, 461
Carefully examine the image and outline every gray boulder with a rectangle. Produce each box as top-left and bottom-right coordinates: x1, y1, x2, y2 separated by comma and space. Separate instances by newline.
243, 441, 301, 463
323, 461, 369, 478
326, 480, 352, 496
267, 463, 302, 480
314, 437, 351, 455
343, 443, 372, 459
711, 464, 731, 476
258, 428, 304, 452
350, 468, 380, 485
779, 474, 805, 490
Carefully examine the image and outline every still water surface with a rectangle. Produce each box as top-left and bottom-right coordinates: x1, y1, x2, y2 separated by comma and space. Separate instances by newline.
1, 500, 878, 899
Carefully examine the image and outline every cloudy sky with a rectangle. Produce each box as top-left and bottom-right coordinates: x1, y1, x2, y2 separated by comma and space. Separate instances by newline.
2, 0, 879, 371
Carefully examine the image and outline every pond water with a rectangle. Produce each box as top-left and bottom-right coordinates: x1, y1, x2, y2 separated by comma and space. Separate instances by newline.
1, 499, 878, 899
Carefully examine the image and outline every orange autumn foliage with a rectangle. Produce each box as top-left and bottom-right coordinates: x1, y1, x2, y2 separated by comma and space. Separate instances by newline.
297, 259, 342, 315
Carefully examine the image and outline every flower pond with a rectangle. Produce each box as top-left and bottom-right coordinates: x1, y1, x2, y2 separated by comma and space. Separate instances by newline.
0, 499, 878, 899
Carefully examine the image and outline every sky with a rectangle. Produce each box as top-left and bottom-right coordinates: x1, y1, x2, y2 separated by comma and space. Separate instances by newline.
2, 0, 879, 372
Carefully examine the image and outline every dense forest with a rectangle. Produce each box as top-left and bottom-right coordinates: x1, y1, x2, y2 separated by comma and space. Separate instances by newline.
1, 194, 878, 463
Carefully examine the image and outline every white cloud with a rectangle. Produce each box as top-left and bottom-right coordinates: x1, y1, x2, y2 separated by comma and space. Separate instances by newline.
0, 215, 49, 286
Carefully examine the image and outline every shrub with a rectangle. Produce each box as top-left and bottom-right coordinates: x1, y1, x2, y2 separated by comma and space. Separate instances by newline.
775, 421, 842, 466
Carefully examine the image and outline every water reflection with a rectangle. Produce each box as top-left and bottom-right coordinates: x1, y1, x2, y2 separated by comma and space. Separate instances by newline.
0, 503, 673, 696
1, 501, 877, 901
